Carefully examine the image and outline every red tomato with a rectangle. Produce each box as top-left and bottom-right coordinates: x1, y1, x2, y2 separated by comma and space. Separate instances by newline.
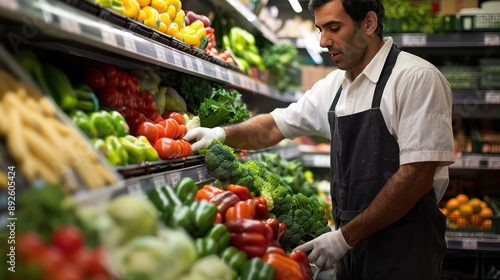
86, 247, 111, 278
164, 118, 180, 139
100, 64, 118, 88
155, 137, 180, 159
141, 92, 156, 111
126, 112, 148, 135
121, 91, 137, 109
155, 124, 166, 139
38, 247, 66, 278
50, 262, 84, 280
121, 107, 136, 119
69, 248, 93, 275
84, 68, 106, 90
136, 121, 159, 142
130, 75, 141, 93
97, 85, 122, 108
156, 119, 167, 127
161, 111, 185, 125
51, 226, 84, 256
125, 72, 137, 94
116, 70, 128, 88
178, 124, 188, 138
134, 93, 145, 110
179, 139, 192, 157
16, 232, 46, 264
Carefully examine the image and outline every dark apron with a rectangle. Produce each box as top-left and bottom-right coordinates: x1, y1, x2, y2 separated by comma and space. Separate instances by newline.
328, 45, 446, 280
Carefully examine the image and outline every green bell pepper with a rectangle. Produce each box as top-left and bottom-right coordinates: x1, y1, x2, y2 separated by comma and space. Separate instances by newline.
206, 223, 231, 254
104, 135, 128, 166
90, 111, 116, 138
91, 138, 107, 156
70, 111, 97, 139
110, 110, 130, 137
137, 135, 159, 162
220, 246, 248, 279
119, 136, 146, 165
195, 236, 218, 259
175, 177, 198, 205
189, 199, 218, 238
238, 257, 275, 280
171, 204, 195, 233
147, 186, 171, 214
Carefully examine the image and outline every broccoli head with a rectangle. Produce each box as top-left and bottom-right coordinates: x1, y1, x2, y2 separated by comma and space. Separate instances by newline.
270, 185, 292, 217
231, 161, 257, 191
277, 214, 305, 252
204, 139, 237, 180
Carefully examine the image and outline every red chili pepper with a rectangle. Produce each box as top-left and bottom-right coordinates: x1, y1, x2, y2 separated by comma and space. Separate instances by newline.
289, 249, 313, 280
195, 185, 224, 201
251, 197, 269, 220
226, 184, 252, 201
225, 199, 257, 221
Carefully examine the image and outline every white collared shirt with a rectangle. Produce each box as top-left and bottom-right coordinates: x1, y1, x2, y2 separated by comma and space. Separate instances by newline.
271, 37, 455, 201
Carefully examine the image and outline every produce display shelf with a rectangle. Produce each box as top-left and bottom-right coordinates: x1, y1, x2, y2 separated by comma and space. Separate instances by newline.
0, 0, 290, 102
446, 232, 500, 251
452, 154, 500, 170
206, 0, 279, 45
453, 90, 500, 105
390, 32, 500, 47
74, 163, 213, 208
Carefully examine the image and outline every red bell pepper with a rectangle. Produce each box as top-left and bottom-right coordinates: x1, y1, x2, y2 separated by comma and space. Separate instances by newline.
225, 199, 257, 221
226, 184, 252, 201
209, 190, 240, 218
289, 249, 313, 280
263, 251, 304, 280
225, 218, 272, 258
195, 185, 224, 201
262, 218, 286, 242
252, 197, 269, 220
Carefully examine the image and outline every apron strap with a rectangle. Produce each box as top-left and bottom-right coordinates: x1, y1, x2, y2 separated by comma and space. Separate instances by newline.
329, 44, 402, 112
372, 44, 401, 108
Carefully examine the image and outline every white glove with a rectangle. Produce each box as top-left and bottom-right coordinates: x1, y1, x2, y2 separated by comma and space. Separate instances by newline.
294, 229, 352, 270
183, 127, 226, 151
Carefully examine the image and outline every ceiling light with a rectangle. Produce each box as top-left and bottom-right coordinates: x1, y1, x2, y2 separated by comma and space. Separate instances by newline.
288, 0, 303, 13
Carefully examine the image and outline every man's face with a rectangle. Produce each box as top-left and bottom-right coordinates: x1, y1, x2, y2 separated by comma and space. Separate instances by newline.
314, 0, 369, 71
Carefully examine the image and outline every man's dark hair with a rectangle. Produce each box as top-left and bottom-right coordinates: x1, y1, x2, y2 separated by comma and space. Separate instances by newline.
308, 0, 385, 39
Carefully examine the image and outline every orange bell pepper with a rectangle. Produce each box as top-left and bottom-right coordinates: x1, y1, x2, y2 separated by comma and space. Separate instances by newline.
225, 199, 257, 221
195, 185, 223, 201
226, 184, 252, 201
262, 251, 304, 280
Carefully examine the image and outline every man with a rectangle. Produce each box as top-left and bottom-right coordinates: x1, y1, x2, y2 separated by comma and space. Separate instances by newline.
184, 0, 455, 278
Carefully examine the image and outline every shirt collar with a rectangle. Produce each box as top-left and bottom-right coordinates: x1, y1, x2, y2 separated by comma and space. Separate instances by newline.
362, 37, 394, 83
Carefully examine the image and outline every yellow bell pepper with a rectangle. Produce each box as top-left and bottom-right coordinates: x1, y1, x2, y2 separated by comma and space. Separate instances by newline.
136, 0, 151, 6
166, 4, 176, 21
141, 6, 161, 28
118, 0, 140, 20
167, 22, 180, 37
157, 22, 168, 33
159, 12, 171, 27
171, 0, 181, 13
177, 19, 206, 46
150, 0, 169, 13
136, 9, 146, 21
173, 9, 185, 28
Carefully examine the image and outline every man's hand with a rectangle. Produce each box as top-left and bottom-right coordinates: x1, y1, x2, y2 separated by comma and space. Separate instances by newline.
183, 127, 226, 151
294, 229, 352, 270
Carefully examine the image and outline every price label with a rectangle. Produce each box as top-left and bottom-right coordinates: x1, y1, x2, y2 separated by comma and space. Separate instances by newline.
153, 175, 166, 189
197, 167, 206, 182
484, 34, 500, 46
185, 57, 194, 71
60, 17, 81, 35
485, 91, 500, 104
173, 52, 183, 67
0, 0, 18, 10
127, 181, 142, 195
101, 29, 117, 47
215, 66, 223, 80
462, 239, 478, 250
228, 73, 235, 84
313, 155, 330, 167
402, 34, 427, 47
196, 60, 205, 74
123, 36, 137, 53
155, 45, 167, 62
170, 172, 181, 187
